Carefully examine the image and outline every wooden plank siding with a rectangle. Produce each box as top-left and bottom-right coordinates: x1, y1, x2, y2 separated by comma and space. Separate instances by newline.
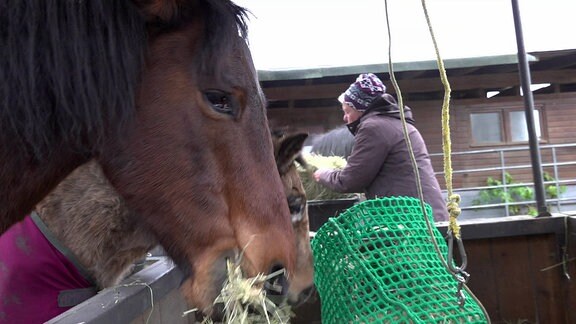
459, 217, 576, 323
268, 92, 576, 189
465, 235, 565, 323
446, 93, 576, 187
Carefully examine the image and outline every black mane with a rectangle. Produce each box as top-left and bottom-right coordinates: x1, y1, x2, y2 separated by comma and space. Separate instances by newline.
0, 0, 146, 160
195, 0, 250, 76
0, 0, 249, 161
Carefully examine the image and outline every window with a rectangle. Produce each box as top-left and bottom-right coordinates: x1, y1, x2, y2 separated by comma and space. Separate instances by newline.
509, 110, 541, 142
470, 112, 502, 143
470, 107, 544, 145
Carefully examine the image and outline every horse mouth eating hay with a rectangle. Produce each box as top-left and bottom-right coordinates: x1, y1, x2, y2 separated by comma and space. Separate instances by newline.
0, 0, 310, 317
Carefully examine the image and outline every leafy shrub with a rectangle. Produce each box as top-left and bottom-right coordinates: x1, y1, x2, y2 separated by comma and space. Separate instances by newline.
472, 172, 566, 216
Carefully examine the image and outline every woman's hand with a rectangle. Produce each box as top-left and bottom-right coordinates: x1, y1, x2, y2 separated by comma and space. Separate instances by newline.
314, 169, 331, 182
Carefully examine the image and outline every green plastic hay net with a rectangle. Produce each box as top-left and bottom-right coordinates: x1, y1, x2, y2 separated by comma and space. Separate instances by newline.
311, 196, 487, 323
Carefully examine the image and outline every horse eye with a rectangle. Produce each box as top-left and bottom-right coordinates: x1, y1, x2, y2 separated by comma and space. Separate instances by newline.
203, 89, 235, 116
288, 194, 305, 223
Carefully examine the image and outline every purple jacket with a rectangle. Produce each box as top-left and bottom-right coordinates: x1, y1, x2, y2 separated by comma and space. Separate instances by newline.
0, 214, 95, 323
317, 97, 448, 222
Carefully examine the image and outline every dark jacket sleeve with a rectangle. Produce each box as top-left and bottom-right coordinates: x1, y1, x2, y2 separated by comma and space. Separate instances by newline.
317, 119, 391, 193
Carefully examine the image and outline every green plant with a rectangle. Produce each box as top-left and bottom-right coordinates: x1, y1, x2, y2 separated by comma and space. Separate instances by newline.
472, 172, 566, 216
543, 171, 567, 199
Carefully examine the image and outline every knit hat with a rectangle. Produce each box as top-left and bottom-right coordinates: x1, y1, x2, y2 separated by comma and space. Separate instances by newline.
337, 73, 386, 111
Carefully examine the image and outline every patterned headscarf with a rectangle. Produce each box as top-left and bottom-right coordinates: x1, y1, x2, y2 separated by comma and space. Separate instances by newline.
338, 73, 386, 111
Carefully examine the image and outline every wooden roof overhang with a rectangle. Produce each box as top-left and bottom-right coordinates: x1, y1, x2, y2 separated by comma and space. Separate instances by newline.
259, 49, 576, 108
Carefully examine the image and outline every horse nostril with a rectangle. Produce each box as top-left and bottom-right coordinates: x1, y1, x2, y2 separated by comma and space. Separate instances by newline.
202, 303, 225, 323
290, 284, 317, 309
265, 264, 289, 305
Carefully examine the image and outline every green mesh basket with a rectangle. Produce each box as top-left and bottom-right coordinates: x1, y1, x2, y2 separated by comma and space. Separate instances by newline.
311, 196, 488, 323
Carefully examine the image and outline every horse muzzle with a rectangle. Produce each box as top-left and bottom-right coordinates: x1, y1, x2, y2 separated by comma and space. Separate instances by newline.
196, 263, 290, 322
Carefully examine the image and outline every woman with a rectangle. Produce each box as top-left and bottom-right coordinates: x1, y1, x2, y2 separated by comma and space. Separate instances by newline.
313, 73, 448, 221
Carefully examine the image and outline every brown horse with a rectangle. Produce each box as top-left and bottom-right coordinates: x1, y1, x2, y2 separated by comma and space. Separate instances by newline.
0, 0, 301, 315
272, 132, 315, 299
21, 132, 313, 321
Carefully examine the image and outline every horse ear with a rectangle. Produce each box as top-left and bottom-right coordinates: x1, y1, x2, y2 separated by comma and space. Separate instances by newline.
131, 0, 182, 22
277, 133, 308, 175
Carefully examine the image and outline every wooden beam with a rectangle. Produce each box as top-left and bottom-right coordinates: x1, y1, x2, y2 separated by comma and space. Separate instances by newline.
262, 70, 576, 101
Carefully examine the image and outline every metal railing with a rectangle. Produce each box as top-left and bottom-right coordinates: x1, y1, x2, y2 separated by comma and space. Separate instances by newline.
430, 143, 576, 217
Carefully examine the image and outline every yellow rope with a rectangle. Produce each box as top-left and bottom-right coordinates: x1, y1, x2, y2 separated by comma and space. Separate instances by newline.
383, 0, 455, 269
420, 0, 462, 239
382, 1, 492, 320
418, 1, 490, 320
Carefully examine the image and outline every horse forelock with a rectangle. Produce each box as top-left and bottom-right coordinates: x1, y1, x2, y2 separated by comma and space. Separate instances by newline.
190, 0, 250, 76
133, 1, 251, 92
0, 0, 146, 160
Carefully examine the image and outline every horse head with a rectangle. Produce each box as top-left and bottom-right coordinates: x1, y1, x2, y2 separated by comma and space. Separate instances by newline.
0, 0, 301, 315
96, 1, 298, 313
272, 131, 315, 303
29, 130, 314, 320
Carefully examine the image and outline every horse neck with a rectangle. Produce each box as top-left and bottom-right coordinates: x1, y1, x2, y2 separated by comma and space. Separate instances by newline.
0, 148, 89, 234
36, 162, 157, 288
38, 198, 157, 289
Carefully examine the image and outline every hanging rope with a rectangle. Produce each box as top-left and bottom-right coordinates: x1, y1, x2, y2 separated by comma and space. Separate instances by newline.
418, 0, 479, 301
383, 0, 448, 275
418, 0, 471, 296
420, 0, 462, 240
383, 0, 490, 319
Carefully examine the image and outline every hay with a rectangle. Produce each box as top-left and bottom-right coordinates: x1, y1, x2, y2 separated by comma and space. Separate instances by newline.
183, 259, 292, 324
298, 153, 360, 201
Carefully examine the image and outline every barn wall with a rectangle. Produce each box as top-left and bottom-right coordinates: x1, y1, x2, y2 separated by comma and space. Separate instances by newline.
446, 92, 576, 188
447, 216, 576, 323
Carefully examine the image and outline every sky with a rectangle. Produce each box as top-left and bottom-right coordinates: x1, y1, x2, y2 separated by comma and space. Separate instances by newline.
234, 0, 576, 70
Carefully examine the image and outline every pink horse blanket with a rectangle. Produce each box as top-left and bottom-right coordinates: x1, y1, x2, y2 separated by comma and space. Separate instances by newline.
0, 214, 95, 324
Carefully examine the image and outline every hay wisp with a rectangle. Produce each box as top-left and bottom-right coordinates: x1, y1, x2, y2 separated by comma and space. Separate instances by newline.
183, 259, 293, 324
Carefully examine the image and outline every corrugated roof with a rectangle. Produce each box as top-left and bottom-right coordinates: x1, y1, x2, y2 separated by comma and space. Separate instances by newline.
258, 54, 537, 81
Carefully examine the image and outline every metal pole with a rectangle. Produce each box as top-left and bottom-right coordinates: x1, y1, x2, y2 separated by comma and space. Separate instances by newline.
511, 0, 550, 216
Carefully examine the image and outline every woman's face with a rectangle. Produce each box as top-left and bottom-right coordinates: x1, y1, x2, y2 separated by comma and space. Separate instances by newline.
342, 103, 362, 124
